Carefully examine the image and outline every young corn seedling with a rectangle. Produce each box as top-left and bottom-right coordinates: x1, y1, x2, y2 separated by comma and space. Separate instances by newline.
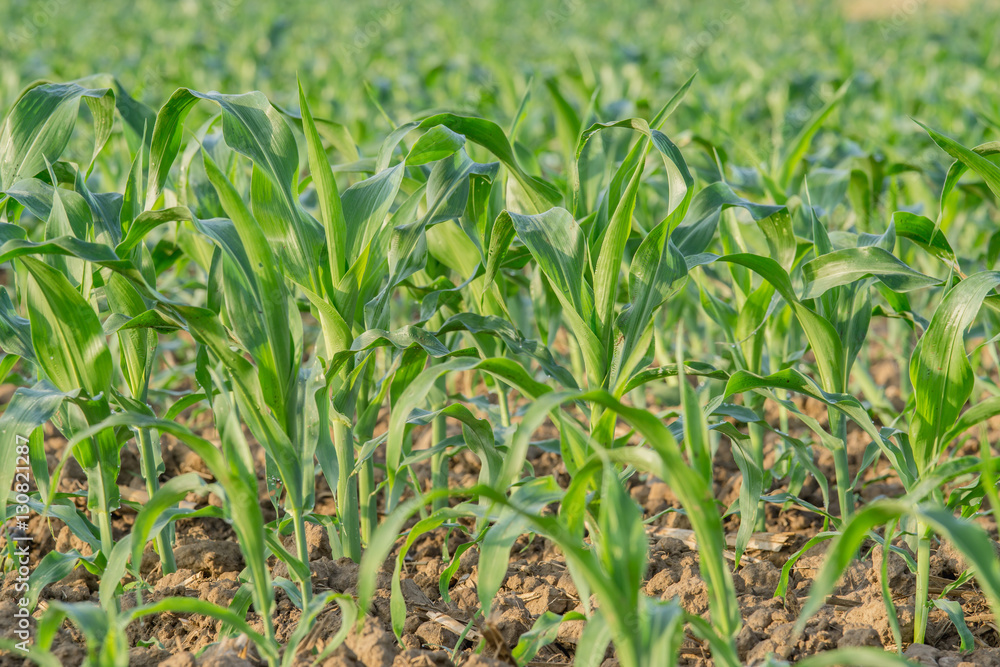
0, 78, 197, 580
105, 136, 179, 575
295, 86, 566, 558
0, 80, 131, 559
23, 399, 356, 667
360, 385, 742, 666
687, 181, 798, 536
326, 108, 567, 506
1, 245, 121, 559
906, 272, 1000, 643
710, 200, 937, 531
475, 80, 701, 468
132, 88, 357, 607
486, 79, 866, 562
792, 125, 1000, 645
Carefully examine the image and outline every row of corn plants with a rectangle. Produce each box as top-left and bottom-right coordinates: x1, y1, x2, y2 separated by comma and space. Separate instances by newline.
1, 74, 1000, 666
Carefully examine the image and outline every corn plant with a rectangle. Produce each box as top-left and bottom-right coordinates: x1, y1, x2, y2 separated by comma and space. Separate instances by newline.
0, 79, 188, 575
360, 387, 741, 666
6, 46, 1000, 667
787, 125, 1000, 647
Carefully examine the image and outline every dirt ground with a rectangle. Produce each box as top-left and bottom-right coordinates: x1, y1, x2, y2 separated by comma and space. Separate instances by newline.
840, 0, 970, 21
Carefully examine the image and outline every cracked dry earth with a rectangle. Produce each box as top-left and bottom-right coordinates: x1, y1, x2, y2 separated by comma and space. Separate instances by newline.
4, 374, 1000, 666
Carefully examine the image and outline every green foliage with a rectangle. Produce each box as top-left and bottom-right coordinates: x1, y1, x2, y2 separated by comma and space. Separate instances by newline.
4, 9, 1000, 663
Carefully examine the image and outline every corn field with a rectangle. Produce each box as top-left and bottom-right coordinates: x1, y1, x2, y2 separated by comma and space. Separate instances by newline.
2, 1, 1000, 666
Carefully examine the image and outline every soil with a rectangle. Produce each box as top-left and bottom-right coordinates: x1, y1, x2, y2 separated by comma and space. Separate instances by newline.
2, 346, 1000, 666
840, 0, 970, 20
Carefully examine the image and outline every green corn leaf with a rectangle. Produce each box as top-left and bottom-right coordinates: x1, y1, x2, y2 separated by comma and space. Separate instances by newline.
406, 125, 466, 165
940, 396, 1000, 446
892, 211, 957, 265
42, 182, 84, 283
794, 647, 915, 667
386, 357, 471, 486
105, 271, 156, 401
0, 353, 18, 386
677, 342, 712, 483
200, 151, 299, 427
724, 368, 913, 486
672, 183, 786, 257
298, 81, 348, 285
778, 78, 851, 191
388, 506, 472, 638
796, 500, 909, 633
37, 600, 108, 655
801, 246, 939, 299
504, 389, 741, 641
98, 537, 133, 611
593, 142, 646, 340
931, 599, 975, 652
506, 207, 603, 384
426, 219, 481, 278
0, 288, 35, 360
499, 390, 577, 490
735, 283, 775, 371
0, 230, 165, 303
5, 178, 92, 238
596, 463, 647, 616
917, 121, 1000, 203
575, 74, 694, 162
476, 477, 562, 610
129, 473, 213, 579
119, 131, 144, 233
482, 210, 516, 293
283, 592, 357, 667
755, 208, 797, 272
115, 206, 191, 257
623, 362, 729, 394
593, 128, 692, 344
28, 549, 93, 612
357, 488, 449, 618
21, 257, 111, 397
416, 113, 561, 213
146, 88, 201, 206
616, 209, 691, 376
916, 506, 1000, 625
148, 88, 322, 288
941, 140, 1000, 214
440, 403, 502, 485
0, 80, 114, 189
643, 600, 686, 667
512, 611, 579, 666
71, 405, 274, 632
910, 271, 1000, 473
436, 312, 574, 389
574, 611, 613, 667
719, 253, 845, 392
302, 594, 358, 666
386, 355, 553, 489
730, 437, 764, 566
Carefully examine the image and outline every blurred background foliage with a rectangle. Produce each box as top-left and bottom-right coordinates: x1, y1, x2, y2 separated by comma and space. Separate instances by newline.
3, 0, 996, 156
